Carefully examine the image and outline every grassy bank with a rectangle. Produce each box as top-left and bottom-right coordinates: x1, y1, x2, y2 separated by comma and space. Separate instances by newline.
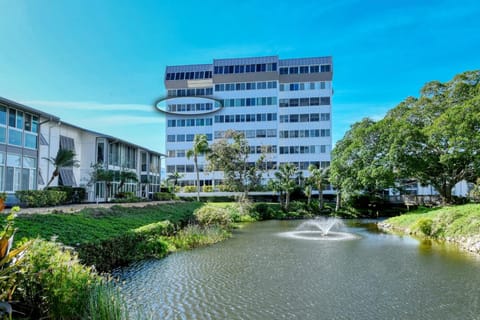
2, 202, 237, 319
381, 204, 480, 254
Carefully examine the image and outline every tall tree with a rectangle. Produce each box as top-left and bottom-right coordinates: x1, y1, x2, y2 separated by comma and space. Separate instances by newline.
308, 164, 330, 210
274, 163, 300, 210
89, 163, 114, 202
186, 134, 209, 201
207, 130, 266, 198
43, 149, 80, 188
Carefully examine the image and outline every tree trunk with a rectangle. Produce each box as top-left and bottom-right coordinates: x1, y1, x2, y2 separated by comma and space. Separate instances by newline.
194, 156, 200, 202
45, 169, 59, 189
285, 192, 290, 211
318, 183, 323, 211
335, 190, 341, 212
307, 188, 312, 206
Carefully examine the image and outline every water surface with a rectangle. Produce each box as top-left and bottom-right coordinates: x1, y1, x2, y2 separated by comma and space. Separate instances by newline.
118, 220, 480, 320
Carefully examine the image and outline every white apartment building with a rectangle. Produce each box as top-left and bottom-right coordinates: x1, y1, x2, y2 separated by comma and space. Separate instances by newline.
164, 56, 333, 189
0, 97, 164, 204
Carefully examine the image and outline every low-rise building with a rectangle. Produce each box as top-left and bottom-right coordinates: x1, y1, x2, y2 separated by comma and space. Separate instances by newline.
0, 97, 164, 203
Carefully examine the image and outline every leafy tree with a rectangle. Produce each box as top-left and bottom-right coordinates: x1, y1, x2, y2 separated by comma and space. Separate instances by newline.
186, 134, 209, 201
207, 130, 266, 198
89, 163, 114, 202
308, 164, 330, 210
117, 170, 138, 191
274, 163, 300, 210
331, 70, 480, 204
384, 71, 480, 203
43, 149, 80, 188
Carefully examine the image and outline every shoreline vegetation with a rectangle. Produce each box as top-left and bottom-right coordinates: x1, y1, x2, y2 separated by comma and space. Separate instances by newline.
379, 204, 480, 255
0, 200, 309, 319
2, 200, 479, 318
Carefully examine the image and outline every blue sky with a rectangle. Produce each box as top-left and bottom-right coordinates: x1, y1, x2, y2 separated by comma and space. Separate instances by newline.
1, 0, 479, 153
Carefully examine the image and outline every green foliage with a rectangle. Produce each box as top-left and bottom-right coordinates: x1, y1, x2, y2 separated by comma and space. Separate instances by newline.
202, 185, 213, 192
10, 239, 97, 319
253, 202, 275, 220
469, 178, 480, 202
183, 185, 197, 193
273, 163, 300, 210
16, 190, 68, 207
86, 283, 130, 320
386, 204, 480, 239
414, 218, 434, 236
115, 191, 135, 199
194, 205, 232, 228
153, 192, 176, 201
43, 149, 80, 188
46, 186, 86, 203
207, 130, 266, 196
187, 134, 210, 201
331, 70, 480, 204
172, 225, 230, 250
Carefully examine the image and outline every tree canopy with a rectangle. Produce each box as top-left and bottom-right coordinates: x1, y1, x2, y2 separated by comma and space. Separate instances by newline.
331, 70, 480, 204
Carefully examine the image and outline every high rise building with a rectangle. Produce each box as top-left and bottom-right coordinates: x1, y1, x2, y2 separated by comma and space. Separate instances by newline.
164, 55, 333, 188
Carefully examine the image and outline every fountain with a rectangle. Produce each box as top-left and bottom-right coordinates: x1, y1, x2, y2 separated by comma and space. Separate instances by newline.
280, 217, 359, 241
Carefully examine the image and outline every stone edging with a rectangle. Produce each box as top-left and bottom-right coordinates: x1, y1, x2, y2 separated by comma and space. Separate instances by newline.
378, 222, 480, 256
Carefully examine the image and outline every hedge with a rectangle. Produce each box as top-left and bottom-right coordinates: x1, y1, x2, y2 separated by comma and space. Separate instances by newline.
16, 190, 68, 207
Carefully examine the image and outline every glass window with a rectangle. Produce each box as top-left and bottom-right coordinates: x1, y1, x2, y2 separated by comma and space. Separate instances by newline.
0, 127, 5, 143
8, 129, 22, 146
279, 67, 288, 75
0, 106, 6, 125
289, 67, 299, 74
24, 133, 37, 149
9, 109, 16, 127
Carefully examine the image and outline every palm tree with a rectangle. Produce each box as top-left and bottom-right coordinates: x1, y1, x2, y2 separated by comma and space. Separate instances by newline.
186, 134, 209, 201
308, 164, 330, 211
275, 163, 299, 210
43, 149, 80, 188
167, 171, 183, 191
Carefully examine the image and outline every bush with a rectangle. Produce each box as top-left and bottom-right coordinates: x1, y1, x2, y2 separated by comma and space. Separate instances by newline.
172, 224, 230, 249
253, 203, 276, 220
183, 185, 197, 193
16, 190, 68, 207
153, 192, 176, 201
202, 185, 213, 192
194, 205, 232, 228
9, 239, 98, 319
78, 220, 174, 271
415, 218, 433, 236
46, 186, 86, 203
115, 191, 135, 199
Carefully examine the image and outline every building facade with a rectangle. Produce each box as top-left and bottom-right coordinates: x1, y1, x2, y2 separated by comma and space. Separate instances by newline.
164, 55, 333, 188
0, 97, 164, 203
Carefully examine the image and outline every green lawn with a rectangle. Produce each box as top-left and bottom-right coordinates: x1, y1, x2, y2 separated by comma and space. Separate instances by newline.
385, 203, 480, 238
13, 202, 203, 246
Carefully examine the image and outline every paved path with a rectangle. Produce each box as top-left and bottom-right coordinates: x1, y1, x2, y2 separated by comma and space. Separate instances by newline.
14, 201, 178, 215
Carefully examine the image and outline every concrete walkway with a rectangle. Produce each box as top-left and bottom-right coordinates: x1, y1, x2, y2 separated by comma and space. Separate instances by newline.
14, 201, 178, 215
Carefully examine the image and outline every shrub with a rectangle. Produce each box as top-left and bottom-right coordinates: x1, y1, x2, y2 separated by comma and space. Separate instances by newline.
78, 220, 174, 272
115, 191, 135, 199
183, 185, 197, 193
153, 192, 175, 201
16, 190, 67, 207
415, 218, 433, 236
253, 203, 276, 220
46, 186, 86, 203
172, 224, 230, 249
10, 239, 98, 319
194, 205, 232, 228
202, 185, 213, 192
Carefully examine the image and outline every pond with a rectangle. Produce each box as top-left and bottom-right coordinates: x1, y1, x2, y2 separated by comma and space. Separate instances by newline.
117, 220, 480, 320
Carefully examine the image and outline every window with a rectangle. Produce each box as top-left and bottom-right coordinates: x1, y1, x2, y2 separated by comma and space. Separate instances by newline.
8, 129, 22, 146
267, 129, 277, 137
310, 113, 320, 121
321, 65, 331, 72
0, 127, 5, 143
256, 129, 266, 138
279, 67, 288, 74
177, 134, 185, 142
0, 106, 6, 125
320, 97, 330, 105
300, 66, 309, 73
167, 135, 176, 142
310, 65, 319, 73
321, 113, 330, 121
24, 133, 37, 149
